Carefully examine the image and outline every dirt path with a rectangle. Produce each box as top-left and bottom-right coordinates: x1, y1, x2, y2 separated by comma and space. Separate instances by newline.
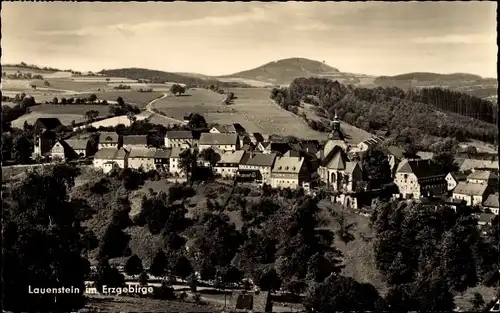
145, 93, 186, 124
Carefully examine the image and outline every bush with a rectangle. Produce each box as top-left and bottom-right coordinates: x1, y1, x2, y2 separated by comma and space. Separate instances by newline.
138, 272, 149, 286
153, 282, 176, 300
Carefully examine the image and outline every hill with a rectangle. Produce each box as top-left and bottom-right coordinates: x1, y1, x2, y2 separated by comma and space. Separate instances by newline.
374, 72, 498, 102
219, 57, 340, 85
99, 68, 251, 88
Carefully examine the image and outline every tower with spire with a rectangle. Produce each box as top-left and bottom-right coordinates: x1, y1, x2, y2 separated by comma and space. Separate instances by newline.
329, 111, 343, 140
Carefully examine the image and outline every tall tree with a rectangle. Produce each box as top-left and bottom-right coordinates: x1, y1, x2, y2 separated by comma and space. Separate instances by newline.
149, 249, 169, 279
125, 254, 144, 278
361, 148, 392, 188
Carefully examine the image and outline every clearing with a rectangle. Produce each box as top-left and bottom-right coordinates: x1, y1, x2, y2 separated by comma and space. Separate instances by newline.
152, 88, 326, 139
11, 104, 110, 127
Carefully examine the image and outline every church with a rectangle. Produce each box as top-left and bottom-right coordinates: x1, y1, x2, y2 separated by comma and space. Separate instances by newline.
316, 114, 363, 192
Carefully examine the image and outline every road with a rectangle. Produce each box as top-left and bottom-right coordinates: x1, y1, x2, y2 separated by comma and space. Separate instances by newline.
145, 93, 186, 125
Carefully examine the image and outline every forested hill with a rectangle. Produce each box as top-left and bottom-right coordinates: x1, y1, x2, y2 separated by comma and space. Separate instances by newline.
271, 77, 497, 148
375, 72, 483, 83
99, 68, 251, 88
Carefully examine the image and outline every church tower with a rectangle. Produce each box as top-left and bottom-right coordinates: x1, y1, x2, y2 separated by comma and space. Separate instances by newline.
322, 112, 347, 158
328, 112, 343, 140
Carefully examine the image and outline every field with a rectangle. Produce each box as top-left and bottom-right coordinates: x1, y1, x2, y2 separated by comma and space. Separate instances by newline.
151, 88, 326, 139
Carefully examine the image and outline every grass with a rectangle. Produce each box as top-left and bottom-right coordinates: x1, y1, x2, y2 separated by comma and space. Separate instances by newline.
152, 88, 325, 139
30, 78, 108, 92
78, 90, 164, 108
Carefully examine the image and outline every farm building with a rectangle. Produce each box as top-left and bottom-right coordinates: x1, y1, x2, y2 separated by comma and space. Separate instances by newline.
93, 147, 129, 173
154, 148, 171, 172
466, 170, 498, 186
270, 156, 309, 189
33, 118, 63, 157
199, 133, 239, 152
214, 150, 248, 179
445, 171, 468, 191
98, 132, 119, 149
164, 131, 196, 149
394, 159, 448, 199
483, 193, 499, 215
123, 135, 148, 150
238, 152, 277, 184
458, 159, 499, 172
127, 148, 157, 171
451, 182, 491, 207
50, 139, 89, 160
169, 147, 185, 176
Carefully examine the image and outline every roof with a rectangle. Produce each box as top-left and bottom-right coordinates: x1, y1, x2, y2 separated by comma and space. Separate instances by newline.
483, 193, 499, 208
166, 131, 193, 140
169, 147, 183, 158
416, 151, 434, 160
448, 171, 468, 182
459, 159, 499, 171
384, 146, 405, 159
272, 156, 304, 174
64, 139, 88, 151
94, 147, 129, 160
321, 145, 348, 169
300, 142, 318, 154
478, 212, 495, 224
213, 123, 246, 134
243, 153, 277, 167
467, 170, 497, 181
123, 135, 147, 146
345, 162, 360, 174
396, 159, 447, 179
128, 148, 156, 158
216, 150, 246, 164
269, 142, 292, 154
34, 118, 62, 131
154, 148, 171, 159
284, 150, 301, 157
99, 132, 119, 143
452, 182, 489, 196
199, 133, 238, 146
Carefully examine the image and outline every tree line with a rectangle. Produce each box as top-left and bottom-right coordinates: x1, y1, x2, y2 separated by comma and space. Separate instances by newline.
270, 78, 497, 147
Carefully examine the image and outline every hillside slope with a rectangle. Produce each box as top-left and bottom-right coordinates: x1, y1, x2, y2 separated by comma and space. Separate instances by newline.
99, 68, 251, 88
219, 57, 340, 85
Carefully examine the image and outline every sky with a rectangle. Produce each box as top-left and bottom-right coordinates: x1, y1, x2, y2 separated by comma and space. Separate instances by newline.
2, 2, 497, 77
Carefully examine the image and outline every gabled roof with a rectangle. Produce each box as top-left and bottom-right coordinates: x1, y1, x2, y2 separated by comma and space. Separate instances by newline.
34, 118, 62, 131
448, 171, 468, 182
243, 153, 277, 167
321, 145, 348, 168
128, 148, 156, 158
484, 193, 499, 208
199, 133, 238, 146
300, 142, 318, 154
383, 146, 405, 159
64, 139, 89, 151
169, 147, 184, 158
123, 135, 147, 146
216, 150, 246, 165
94, 147, 129, 160
99, 132, 119, 143
269, 142, 292, 154
416, 151, 434, 160
453, 182, 489, 196
459, 159, 499, 172
345, 162, 360, 174
272, 156, 304, 174
467, 170, 498, 181
154, 148, 171, 159
284, 150, 301, 157
396, 159, 447, 179
166, 130, 193, 140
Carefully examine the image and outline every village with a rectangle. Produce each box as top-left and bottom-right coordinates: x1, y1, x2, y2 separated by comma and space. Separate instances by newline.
32, 110, 499, 228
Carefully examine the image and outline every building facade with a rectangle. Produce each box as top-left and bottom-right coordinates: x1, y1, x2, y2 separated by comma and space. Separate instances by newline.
270, 156, 309, 189
164, 131, 196, 149
395, 159, 448, 199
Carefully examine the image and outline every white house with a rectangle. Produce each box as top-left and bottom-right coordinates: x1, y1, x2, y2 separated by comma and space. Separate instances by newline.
164, 131, 196, 149
483, 193, 499, 215
169, 147, 184, 176
50, 139, 89, 160
98, 132, 119, 149
445, 172, 468, 191
199, 133, 239, 152
214, 150, 247, 179
127, 148, 157, 171
238, 152, 277, 184
270, 156, 309, 189
357, 137, 383, 152
93, 147, 129, 173
466, 170, 498, 186
452, 182, 490, 206
394, 159, 448, 199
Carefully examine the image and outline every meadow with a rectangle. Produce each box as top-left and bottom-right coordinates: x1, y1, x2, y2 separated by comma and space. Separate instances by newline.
151, 87, 326, 139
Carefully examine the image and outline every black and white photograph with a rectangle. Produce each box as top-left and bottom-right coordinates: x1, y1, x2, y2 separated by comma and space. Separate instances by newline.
1, 1, 499, 312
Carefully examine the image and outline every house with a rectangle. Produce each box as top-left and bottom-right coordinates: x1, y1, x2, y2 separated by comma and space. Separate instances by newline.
317, 146, 363, 192
249, 132, 265, 144
466, 170, 498, 186
238, 152, 277, 184
238, 135, 252, 148
451, 182, 490, 206
270, 156, 309, 189
164, 131, 196, 149
300, 141, 319, 155
381, 145, 405, 175
458, 159, 499, 172
284, 150, 301, 157
169, 147, 184, 176
128, 148, 157, 171
98, 132, 119, 149
256, 141, 271, 153
228, 291, 272, 313
357, 137, 384, 152
199, 133, 239, 152
445, 171, 468, 191
483, 193, 499, 215
209, 123, 246, 134
416, 151, 434, 160
93, 147, 129, 173
122, 135, 148, 150
394, 159, 448, 199
50, 139, 89, 160
154, 148, 171, 172
259, 142, 292, 155
33, 118, 63, 157
214, 150, 248, 179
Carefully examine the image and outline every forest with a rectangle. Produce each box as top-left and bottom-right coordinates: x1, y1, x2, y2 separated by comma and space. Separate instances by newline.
270, 78, 497, 147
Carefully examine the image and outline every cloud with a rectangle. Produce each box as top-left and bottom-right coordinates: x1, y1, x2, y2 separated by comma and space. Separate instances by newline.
412, 34, 495, 44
